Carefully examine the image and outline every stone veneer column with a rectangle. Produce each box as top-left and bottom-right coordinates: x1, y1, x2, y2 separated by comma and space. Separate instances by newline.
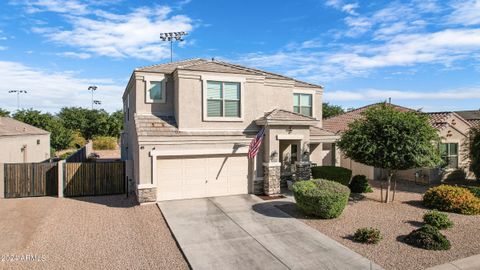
137, 184, 157, 203
296, 161, 312, 181
263, 162, 281, 195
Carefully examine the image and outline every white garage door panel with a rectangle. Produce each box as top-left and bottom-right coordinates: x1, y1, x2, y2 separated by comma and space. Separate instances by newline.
157, 155, 249, 201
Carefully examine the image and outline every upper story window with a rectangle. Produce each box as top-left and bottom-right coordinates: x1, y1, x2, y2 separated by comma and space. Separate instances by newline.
293, 93, 312, 116
206, 81, 241, 118
145, 76, 166, 104
440, 143, 458, 168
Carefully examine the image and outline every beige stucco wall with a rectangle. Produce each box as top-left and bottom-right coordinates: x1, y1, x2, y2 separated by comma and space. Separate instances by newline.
340, 156, 375, 180
0, 134, 50, 163
122, 67, 324, 188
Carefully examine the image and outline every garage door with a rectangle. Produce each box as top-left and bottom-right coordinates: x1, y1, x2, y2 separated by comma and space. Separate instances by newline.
157, 155, 249, 201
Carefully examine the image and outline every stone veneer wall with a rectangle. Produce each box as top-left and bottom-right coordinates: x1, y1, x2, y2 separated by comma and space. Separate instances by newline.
296, 162, 312, 181
137, 187, 157, 203
263, 164, 281, 195
253, 179, 264, 194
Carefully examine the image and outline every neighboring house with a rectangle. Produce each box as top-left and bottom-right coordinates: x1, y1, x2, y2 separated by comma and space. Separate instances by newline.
455, 110, 480, 128
0, 117, 51, 163
121, 58, 338, 203
323, 103, 475, 183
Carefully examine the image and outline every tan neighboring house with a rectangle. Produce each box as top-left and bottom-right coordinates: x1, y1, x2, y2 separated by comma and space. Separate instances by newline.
323, 103, 475, 183
0, 117, 51, 163
121, 58, 339, 203
455, 110, 480, 128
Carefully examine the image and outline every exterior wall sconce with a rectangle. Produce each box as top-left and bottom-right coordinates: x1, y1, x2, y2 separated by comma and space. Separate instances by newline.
287, 126, 293, 134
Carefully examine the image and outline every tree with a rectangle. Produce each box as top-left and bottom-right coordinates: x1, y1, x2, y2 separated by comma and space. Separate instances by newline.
58, 107, 122, 139
323, 103, 344, 119
337, 103, 441, 203
471, 127, 480, 180
0, 108, 10, 117
107, 110, 124, 138
13, 109, 73, 150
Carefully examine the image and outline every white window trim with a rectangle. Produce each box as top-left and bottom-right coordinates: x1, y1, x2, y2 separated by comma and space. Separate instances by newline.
201, 75, 245, 122
293, 89, 315, 117
144, 75, 167, 104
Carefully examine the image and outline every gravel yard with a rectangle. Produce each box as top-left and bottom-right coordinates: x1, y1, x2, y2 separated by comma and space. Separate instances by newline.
0, 195, 188, 270
277, 181, 480, 270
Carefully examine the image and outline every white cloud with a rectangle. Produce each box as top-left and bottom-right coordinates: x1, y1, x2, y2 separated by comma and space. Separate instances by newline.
448, 0, 480, 26
56, 51, 91, 59
341, 3, 359, 15
324, 87, 480, 102
0, 46, 7, 51
23, 0, 89, 15
0, 60, 123, 113
27, 3, 194, 60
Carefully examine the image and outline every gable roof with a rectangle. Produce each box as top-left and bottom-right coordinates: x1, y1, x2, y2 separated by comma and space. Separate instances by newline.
455, 110, 480, 127
136, 58, 322, 89
255, 109, 319, 126
323, 103, 413, 133
0, 117, 50, 137
323, 103, 475, 134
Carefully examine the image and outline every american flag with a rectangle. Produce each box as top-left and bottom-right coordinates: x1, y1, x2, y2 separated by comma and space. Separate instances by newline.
248, 128, 265, 159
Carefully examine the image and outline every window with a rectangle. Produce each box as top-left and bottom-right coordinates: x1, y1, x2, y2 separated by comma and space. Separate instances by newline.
293, 93, 312, 116
440, 143, 458, 168
206, 81, 241, 118
145, 78, 166, 103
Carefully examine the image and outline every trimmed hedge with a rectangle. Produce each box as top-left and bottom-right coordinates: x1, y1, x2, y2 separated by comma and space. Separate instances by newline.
292, 179, 350, 219
353, 227, 382, 244
349, 175, 373, 193
423, 185, 480, 215
423, 210, 453, 229
404, 225, 451, 250
467, 186, 480, 199
311, 166, 352, 186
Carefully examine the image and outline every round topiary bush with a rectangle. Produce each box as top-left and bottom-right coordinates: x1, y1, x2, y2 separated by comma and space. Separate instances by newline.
404, 225, 451, 250
423, 185, 480, 215
348, 175, 373, 193
353, 227, 382, 244
423, 210, 453, 229
292, 179, 350, 219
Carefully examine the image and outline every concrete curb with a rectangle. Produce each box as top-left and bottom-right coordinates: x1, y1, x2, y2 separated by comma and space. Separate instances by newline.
426, 254, 480, 270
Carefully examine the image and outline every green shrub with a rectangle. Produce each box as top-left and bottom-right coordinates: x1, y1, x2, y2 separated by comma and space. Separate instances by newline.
353, 227, 382, 244
423, 185, 480, 215
348, 175, 373, 193
311, 166, 352, 186
292, 179, 350, 219
59, 151, 74, 160
404, 225, 451, 250
69, 131, 87, 149
467, 186, 480, 198
92, 136, 117, 150
423, 210, 453, 229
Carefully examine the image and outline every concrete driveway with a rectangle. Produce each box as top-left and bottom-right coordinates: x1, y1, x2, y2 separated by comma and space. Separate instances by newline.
158, 195, 382, 270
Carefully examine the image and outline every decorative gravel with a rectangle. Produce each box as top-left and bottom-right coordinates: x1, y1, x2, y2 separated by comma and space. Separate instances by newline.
278, 181, 480, 270
0, 195, 188, 270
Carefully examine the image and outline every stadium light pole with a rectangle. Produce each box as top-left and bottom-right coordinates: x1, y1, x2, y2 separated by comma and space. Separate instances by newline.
93, 100, 102, 109
88, 85, 97, 110
8, 90, 28, 111
160, 31, 188, 62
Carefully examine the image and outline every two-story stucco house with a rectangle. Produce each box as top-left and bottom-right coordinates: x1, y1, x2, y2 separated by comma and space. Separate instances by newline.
121, 59, 339, 203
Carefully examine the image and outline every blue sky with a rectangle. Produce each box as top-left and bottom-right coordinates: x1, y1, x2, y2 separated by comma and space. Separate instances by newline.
0, 0, 479, 113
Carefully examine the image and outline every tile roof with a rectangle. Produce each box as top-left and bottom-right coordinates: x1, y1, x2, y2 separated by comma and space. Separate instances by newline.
135, 115, 179, 137
0, 117, 50, 136
135, 58, 322, 89
259, 109, 318, 122
323, 103, 476, 134
309, 126, 337, 136
323, 103, 413, 133
455, 110, 480, 121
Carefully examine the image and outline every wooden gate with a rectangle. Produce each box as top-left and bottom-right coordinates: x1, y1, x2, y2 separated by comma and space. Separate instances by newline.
4, 163, 58, 198
63, 162, 125, 197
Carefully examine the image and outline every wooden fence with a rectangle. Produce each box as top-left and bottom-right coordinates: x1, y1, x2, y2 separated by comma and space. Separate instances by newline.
4, 163, 58, 198
63, 162, 125, 197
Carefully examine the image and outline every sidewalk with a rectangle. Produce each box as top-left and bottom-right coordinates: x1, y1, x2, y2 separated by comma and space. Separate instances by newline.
426, 254, 480, 270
